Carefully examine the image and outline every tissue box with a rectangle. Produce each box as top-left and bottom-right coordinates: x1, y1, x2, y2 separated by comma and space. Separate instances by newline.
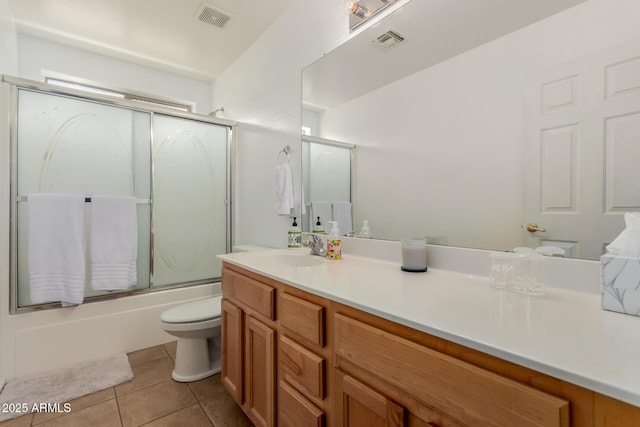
600, 254, 640, 316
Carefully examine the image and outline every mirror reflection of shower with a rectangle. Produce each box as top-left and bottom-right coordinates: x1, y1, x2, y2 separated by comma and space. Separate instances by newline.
301, 135, 355, 235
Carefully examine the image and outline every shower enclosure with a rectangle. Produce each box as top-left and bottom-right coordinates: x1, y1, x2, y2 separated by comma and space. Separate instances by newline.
4, 76, 234, 313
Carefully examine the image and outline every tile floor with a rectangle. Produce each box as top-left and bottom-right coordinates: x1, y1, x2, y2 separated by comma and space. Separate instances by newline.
0, 342, 254, 427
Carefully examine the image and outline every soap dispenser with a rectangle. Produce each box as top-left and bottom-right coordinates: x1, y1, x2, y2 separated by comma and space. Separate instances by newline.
312, 217, 325, 234
288, 217, 301, 248
358, 220, 372, 239
327, 221, 342, 260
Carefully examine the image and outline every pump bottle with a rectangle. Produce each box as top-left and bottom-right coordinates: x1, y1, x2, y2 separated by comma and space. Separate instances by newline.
312, 217, 325, 234
358, 220, 372, 238
288, 217, 301, 248
327, 221, 342, 260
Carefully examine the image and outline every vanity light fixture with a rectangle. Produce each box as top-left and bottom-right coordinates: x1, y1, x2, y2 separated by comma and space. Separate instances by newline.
344, 0, 369, 19
346, 0, 399, 32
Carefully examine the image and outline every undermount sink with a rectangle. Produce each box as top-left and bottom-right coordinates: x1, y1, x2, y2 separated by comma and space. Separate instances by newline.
275, 253, 325, 267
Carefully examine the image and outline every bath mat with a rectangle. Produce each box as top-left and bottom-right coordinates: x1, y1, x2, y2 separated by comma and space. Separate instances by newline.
0, 353, 133, 421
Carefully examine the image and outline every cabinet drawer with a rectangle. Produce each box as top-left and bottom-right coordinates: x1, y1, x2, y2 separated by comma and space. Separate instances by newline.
222, 268, 275, 320
334, 313, 570, 427
279, 335, 325, 400
280, 292, 324, 347
279, 381, 324, 427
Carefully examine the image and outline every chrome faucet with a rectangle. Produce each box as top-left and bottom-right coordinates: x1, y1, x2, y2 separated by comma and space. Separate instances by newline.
301, 233, 327, 257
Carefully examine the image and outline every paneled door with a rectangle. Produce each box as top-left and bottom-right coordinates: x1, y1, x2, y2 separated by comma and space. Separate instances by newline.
245, 316, 276, 427
524, 38, 640, 259
221, 298, 243, 405
335, 370, 405, 427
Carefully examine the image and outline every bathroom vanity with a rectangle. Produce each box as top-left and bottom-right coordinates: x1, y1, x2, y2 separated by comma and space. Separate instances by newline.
218, 249, 640, 427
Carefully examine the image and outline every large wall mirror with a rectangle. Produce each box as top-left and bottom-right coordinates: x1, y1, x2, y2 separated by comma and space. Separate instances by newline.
302, 0, 640, 260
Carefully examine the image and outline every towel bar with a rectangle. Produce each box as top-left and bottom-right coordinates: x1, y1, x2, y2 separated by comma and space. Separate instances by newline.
17, 196, 152, 204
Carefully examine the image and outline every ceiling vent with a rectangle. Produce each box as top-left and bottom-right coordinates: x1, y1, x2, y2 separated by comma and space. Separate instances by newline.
372, 30, 406, 50
195, 3, 232, 28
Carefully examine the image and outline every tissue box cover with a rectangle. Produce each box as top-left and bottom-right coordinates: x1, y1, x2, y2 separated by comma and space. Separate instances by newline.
600, 254, 640, 316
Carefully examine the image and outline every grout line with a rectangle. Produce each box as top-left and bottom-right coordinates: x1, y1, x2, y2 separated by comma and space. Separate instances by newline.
197, 400, 216, 427
113, 386, 125, 427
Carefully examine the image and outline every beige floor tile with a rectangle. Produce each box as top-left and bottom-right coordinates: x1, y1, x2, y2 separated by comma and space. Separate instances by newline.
33, 387, 116, 425
188, 374, 226, 402
127, 345, 171, 368
35, 399, 121, 427
115, 357, 174, 397
118, 381, 196, 427
141, 404, 212, 427
162, 342, 177, 363
3, 344, 255, 427
0, 413, 33, 427
200, 390, 253, 427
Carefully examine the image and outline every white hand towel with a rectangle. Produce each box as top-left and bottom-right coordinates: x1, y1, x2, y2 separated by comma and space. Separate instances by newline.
90, 196, 138, 290
28, 194, 86, 306
275, 163, 294, 215
311, 201, 333, 229
332, 201, 353, 235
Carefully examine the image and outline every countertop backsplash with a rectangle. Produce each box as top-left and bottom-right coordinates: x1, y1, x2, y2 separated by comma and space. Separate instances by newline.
340, 236, 601, 295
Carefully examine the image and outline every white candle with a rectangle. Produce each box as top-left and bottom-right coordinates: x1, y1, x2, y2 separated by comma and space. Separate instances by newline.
401, 239, 428, 271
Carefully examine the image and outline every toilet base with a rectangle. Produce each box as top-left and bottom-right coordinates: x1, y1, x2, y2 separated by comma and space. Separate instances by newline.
171, 336, 221, 383
172, 358, 221, 382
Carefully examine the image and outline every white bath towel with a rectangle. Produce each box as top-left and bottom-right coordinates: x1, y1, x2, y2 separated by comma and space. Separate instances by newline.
90, 196, 138, 290
28, 193, 86, 306
332, 201, 353, 235
311, 201, 333, 230
275, 163, 294, 215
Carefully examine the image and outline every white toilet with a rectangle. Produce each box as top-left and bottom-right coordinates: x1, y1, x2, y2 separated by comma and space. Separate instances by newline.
160, 296, 222, 382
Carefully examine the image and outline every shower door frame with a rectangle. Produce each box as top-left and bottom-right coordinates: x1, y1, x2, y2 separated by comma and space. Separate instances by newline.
3, 75, 236, 314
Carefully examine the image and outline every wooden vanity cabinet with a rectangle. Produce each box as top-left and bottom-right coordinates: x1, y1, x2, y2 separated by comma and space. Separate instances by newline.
333, 311, 568, 427
221, 298, 243, 403
222, 264, 331, 427
335, 370, 405, 427
221, 267, 276, 427
278, 291, 330, 427
221, 264, 640, 427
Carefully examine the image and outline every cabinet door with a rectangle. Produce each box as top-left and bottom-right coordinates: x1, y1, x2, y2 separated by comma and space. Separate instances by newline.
335, 313, 569, 427
279, 380, 325, 427
221, 298, 243, 404
336, 370, 405, 427
246, 315, 276, 427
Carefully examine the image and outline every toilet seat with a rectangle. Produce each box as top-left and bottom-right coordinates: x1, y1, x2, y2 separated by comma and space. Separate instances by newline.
161, 296, 222, 324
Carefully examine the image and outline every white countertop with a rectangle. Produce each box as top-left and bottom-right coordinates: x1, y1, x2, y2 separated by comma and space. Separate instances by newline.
218, 248, 640, 407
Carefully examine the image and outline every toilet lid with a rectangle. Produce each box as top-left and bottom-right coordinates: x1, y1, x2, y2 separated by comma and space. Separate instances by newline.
161, 296, 222, 324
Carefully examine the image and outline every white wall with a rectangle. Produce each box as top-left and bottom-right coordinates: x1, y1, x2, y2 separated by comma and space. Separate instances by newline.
214, 0, 349, 248
17, 34, 213, 114
0, 0, 16, 75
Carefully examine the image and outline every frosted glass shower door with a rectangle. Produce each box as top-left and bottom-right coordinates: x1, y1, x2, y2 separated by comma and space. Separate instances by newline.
15, 89, 151, 307
152, 115, 228, 287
